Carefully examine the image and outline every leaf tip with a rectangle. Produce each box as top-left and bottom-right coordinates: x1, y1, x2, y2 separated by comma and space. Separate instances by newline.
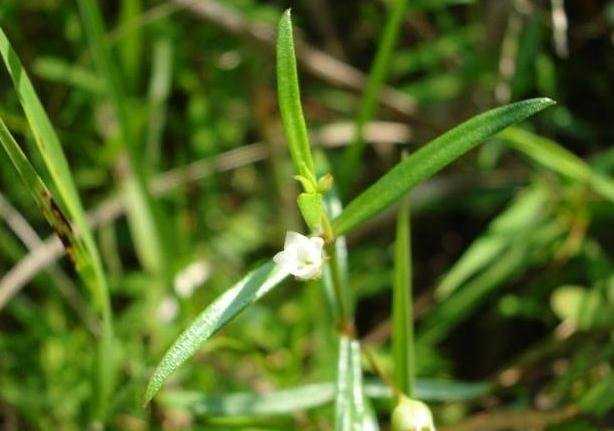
539, 97, 556, 107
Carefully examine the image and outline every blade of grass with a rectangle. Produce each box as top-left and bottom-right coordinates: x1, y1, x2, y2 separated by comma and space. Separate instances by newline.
0, 117, 114, 420
160, 377, 491, 418
435, 185, 548, 300
33, 57, 104, 94
76, 0, 166, 277
335, 335, 368, 431
340, 0, 409, 190
393, 197, 415, 396
145, 36, 173, 173
0, 28, 114, 421
144, 261, 289, 404
119, 0, 143, 90
161, 383, 336, 416
420, 220, 565, 345
333, 98, 555, 236
500, 126, 614, 203
276, 10, 315, 180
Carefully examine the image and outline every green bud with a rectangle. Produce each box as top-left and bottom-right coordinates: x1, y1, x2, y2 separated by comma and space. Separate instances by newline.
317, 173, 334, 193
391, 395, 436, 431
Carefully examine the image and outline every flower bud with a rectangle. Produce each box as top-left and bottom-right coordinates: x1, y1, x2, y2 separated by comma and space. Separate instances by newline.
391, 395, 436, 431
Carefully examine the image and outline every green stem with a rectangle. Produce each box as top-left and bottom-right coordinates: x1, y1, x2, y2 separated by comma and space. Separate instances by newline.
340, 0, 409, 192
393, 197, 415, 397
326, 241, 354, 335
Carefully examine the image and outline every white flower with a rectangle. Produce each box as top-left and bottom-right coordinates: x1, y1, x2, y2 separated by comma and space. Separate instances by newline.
174, 259, 211, 298
273, 231, 325, 280
391, 396, 436, 431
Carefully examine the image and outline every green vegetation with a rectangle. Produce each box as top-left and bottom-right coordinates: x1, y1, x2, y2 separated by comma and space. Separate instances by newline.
0, 1, 612, 429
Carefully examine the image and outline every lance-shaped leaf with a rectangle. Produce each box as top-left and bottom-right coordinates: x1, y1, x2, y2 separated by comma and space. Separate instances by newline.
435, 185, 548, 300
144, 261, 289, 404
276, 9, 315, 179
0, 27, 114, 419
335, 335, 368, 431
341, 0, 410, 188
500, 126, 614, 203
333, 98, 555, 235
161, 377, 491, 417
161, 383, 336, 416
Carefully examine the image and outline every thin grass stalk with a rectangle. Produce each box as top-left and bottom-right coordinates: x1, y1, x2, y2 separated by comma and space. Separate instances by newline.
340, 0, 409, 191
393, 197, 415, 397
76, 0, 167, 278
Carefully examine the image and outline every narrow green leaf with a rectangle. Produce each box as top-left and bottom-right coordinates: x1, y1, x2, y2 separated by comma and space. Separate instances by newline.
276, 9, 315, 179
159, 378, 492, 417
119, 0, 143, 90
435, 185, 548, 300
364, 378, 492, 401
161, 383, 336, 416
340, 0, 410, 188
0, 27, 87, 223
500, 127, 614, 203
420, 219, 565, 345
145, 37, 173, 173
144, 261, 288, 404
0, 27, 114, 419
33, 57, 104, 94
393, 197, 415, 396
76, 0, 166, 276
335, 335, 367, 431
333, 98, 555, 235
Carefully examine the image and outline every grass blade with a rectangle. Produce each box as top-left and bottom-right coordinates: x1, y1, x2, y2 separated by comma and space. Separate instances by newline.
76, 0, 166, 277
420, 220, 565, 345
276, 10, 315, 179
119, 0, 143, 90
335, 335, 367, 431
333, 98, 555, 235
0, 27, 114, 420
161, 383, 336, 416
160, 377, 491, 418
144, 261, 289, 404
340, 0, 409, 189
145, 37, 173, 173
500, 126, 614, 203
435, 185, 548, 300
393, 197, 415, 396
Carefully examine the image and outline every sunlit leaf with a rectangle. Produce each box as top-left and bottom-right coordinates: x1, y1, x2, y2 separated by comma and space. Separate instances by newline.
144, 261, 289, 404
333, 98, 555, 235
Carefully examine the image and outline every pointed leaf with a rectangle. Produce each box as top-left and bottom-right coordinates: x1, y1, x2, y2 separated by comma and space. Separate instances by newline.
500, 126, 614, 203
333, 98, 555, 235
144, 261, 288, 404
276, 10, 315, 179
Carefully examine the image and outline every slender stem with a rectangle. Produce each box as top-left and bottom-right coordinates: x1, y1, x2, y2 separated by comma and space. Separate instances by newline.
340, 0, 409, 191
326, 241, 354, 335
393, 197, 415, 397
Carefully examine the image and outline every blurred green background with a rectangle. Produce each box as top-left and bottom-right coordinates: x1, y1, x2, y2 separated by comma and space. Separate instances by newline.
0, 0, 612, 429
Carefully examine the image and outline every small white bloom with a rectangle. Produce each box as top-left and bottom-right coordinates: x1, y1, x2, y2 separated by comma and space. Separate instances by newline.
174, 259, 211, 298
273, 231, 325, 280
391, 396, 436, 431
157, 296, 179, 323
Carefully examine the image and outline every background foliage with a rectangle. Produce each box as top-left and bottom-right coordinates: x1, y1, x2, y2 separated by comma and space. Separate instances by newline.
0, 0, 612, 429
